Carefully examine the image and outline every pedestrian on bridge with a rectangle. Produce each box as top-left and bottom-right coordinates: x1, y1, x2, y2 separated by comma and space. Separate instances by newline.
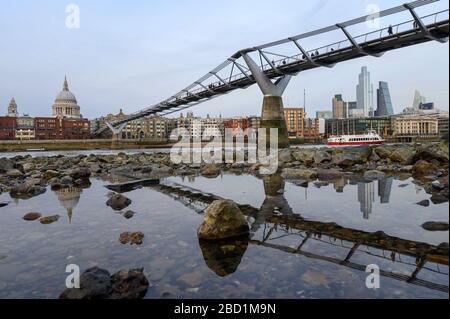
388, 25, 393, 35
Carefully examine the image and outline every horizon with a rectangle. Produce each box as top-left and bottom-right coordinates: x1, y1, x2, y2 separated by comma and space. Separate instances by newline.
0, 0, 449, 119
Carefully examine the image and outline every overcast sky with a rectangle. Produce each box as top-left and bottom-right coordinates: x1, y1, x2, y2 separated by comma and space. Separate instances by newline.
0, 0, 448, 119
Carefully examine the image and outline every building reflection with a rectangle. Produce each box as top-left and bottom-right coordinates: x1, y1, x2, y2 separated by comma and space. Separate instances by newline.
54, 187, 82, 222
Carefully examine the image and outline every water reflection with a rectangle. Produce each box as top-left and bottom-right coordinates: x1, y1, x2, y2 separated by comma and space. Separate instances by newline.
198, 236, 249, 277
153, 173, 449, 294
54, 187, 82, 223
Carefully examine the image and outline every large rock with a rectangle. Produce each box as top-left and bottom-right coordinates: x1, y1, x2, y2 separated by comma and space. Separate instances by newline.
60, 267, 149, 300
412, 160, 439, 178
281, 168, 317, 180
373, 146, 392, 159
314, 150, 332, 164
198, 200, 249, 240
10, 178, 46, 199
69, 167, 91, 180
6, 169, 23, 178
317, 169, 344, 181
119, 232, 145, 245
278, 149, 293, 163
389, 147, 415, 164
43, 170, 59, 180
413, 142, 449, 164
110, 268, 149, 299
292, 149, 316, 165
23, 212, 42, 221
0, 158, 14, 173
332, 153, 363, 167
201, 164, 220, 177
422, 222, 449, 232
106, 194, 132, 211
363, 170, 386, 181
40, 215, 60, 225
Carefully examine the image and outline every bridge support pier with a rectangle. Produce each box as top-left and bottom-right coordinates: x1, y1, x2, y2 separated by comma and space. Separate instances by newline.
105, 122, 127, 146
242, 53, 291, 149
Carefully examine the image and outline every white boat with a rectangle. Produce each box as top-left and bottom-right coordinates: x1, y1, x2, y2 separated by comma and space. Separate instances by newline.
327, 131, 385, 146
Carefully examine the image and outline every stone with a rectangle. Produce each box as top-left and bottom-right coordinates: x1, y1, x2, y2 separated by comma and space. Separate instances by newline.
60, 267, 112, 299
389, 147, 415, 164
6, 169, 23, 178
422, 222, 449, 232
69, 167, 91, 180
430, 194, 449, 205
0, 202, 9, 208
10, 178, 46, 199
281, 168, 317, 180
40, 215, 60, 224
332, 153, 363, 167
110, 268, 149, 299
363, 170, 386, 181
317, 169, 344, 180
432, 181, 445, 191
314, 151, 332, 164
106, 193, 132, 211
201, 164, 220, 177
43, 170, 59, 180
198, 200, 249, 240
278, 149, 293, 163
23, 212, 42, 221
0, 158, 14, 173
292, 149, 316, 165
22, 163, 35, 172
122, 211, 135, 219
60, 176, 73, 185
374, 146, 392, 159
369, 151, 381, 162
416, 200, 430, 207
412, 160, 439, 178
119, 232, 144, 245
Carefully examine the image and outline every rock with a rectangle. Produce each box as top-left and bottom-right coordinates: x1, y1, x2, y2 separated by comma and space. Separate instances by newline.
60, 176, 73, 185
374, 146, 392, 159
398, 184, 409, 188
22, 163, 35, 173
314, 151, 332, 164
278, 149, 293, 163
69, 167, 91, 180
0, 202, 9, 208
314, 181, 329, 188
412, 142, 449, 164
430, 194, 449, 205
389, 147, 415, 164
416, 200, 430, 207
412, 160, 439, 178
60, 267, 112, 299
6, 169, 23, 178
432, 181, 445, 191
43, 170, 59, 180
293, 180, 309, 188
40, 215, 60, 224
198, 200, 249, 240
23, 212, 42, 221
119, 232, 144, 245
292, 149, 316, 165
422, 222, 449, 232
363, 170, 386, 181
281, 168, 317, 180
201, 164, 220, 177
0, 158, 14, 173
110, 268, 149, 299
122, 211, 135, 219
10, 178, 46, 199
317, 169, 344, 180
369, 151, 381, 162
332, 153, 363, 167
60, 267, 149, 299
106, 194, 132, 211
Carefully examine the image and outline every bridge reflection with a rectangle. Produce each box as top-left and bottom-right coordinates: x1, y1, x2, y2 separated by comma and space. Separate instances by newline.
146, 174, 449, 293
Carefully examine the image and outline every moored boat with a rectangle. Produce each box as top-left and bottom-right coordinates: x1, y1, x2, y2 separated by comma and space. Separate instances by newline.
327, 131, 385, 146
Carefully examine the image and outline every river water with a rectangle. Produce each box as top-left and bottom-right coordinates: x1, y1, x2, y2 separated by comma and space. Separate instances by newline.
0, 158, 448, 299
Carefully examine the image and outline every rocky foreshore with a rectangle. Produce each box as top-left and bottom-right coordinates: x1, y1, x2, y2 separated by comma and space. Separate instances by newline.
0, 142, 448, 202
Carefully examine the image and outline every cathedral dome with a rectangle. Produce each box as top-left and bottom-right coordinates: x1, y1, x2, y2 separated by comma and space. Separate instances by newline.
52, 77, 81, 118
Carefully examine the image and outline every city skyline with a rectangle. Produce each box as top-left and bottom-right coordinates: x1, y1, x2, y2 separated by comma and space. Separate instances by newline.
0, 0, 448, 120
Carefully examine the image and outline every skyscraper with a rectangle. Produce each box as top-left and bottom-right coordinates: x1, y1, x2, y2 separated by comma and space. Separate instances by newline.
356, 67, 374, 117
412, 90, 426, 110
332, 94, 347, 119
376, 81, 394, 116
358, 182, 375, 219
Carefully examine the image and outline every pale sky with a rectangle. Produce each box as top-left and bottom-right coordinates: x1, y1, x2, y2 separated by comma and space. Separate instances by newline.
0, 0, 448, 119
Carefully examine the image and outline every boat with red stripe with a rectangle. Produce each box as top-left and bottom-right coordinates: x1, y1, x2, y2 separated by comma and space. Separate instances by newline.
327, 131, 385, 146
